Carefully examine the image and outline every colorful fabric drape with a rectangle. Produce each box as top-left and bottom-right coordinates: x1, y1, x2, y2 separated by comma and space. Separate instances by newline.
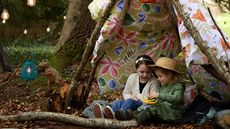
176, 0, 230, 67
91, 0, 181, 94
175, 0, 230, 100
89, 0, 230, 100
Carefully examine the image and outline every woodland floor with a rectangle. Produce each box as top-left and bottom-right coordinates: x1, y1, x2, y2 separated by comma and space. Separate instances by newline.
0, 71, 216, 129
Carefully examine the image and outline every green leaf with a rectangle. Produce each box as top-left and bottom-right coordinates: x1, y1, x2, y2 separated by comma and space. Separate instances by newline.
123, 13, 135, 26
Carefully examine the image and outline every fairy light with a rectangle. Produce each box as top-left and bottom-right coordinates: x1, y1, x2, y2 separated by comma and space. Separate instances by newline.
27, 0, 36, 6
2, 19, 6, 24
24, 29, 28, 34
63, 16, 66, 19
46, 27, 50, 32
1, 9, 9, 20
27, 67, 32, 73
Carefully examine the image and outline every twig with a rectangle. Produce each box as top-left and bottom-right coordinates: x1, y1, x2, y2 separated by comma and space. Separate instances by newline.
0, 57, 26, 87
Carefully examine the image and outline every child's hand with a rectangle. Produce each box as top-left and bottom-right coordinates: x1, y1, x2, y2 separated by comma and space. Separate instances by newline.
148, 91, 159, 98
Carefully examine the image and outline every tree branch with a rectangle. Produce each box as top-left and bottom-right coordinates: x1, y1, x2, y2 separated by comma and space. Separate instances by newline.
0, 112, 138, 129
169, 0, 230, 86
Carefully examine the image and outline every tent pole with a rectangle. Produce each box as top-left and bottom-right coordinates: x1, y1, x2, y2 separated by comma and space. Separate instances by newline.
82, 53, 105, 107
64, 0, 117, 109
170, 0, 230, 86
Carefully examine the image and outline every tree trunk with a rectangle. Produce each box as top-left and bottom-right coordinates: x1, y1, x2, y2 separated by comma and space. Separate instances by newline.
65, 0, 130, 109
51, 0, 95, 72
169, 0, 230, 86
0, 112, 138, 129
0, 44, 7, 72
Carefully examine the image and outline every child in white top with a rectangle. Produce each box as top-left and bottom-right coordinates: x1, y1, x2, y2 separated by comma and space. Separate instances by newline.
93, 55, 159, 119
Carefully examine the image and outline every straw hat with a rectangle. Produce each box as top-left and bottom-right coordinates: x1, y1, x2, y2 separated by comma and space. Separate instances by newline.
150, 57, 179, 73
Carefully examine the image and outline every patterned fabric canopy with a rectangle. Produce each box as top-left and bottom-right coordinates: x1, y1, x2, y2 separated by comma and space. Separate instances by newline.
89, 0, 230, 100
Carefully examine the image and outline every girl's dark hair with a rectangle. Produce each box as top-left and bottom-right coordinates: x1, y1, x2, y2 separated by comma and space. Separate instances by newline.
135, 55, 155, 69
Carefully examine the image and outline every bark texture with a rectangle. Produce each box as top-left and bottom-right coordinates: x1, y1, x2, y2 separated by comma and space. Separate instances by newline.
64, 0, 119, 109
51, 0, 95, 71
0, 112, 138, 129
0, 44, 6, 72
169, 0, 230, 86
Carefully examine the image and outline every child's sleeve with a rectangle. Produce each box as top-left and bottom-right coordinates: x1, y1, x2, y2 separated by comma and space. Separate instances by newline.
122, 75, 133, 99
149, 79, 160, 93
158, 83, 184, 103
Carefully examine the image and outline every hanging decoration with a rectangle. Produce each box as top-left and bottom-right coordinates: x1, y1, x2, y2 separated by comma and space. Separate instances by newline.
27, 0, 36, 6
1, 9, 9, 20
21, 51, 37, 80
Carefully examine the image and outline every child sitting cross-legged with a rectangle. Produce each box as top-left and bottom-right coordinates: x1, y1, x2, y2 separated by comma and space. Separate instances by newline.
115, 57, 185, 125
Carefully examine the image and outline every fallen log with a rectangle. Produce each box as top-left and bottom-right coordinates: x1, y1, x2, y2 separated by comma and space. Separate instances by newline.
0, 112, 138, 129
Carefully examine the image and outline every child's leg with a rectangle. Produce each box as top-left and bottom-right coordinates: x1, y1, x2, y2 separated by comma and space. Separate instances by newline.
135, 108, 156, 124
111, 100, 125, 112
121, 99, 143, 111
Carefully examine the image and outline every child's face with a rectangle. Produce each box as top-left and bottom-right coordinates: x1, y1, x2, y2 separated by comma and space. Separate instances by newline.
155, 69, 172, 85
136, 64, 152, 83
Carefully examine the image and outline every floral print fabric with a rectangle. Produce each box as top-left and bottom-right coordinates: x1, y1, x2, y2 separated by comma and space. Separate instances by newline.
175, 0, 230, 100
92, 0, 181, 93
176, 0, 230, 67
90, 0, 230, 100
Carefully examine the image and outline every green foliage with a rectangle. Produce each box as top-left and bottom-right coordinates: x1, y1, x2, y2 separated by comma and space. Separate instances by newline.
1, 36, 55, 67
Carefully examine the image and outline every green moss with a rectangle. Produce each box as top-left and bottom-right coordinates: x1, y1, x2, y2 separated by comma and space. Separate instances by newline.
50, 41, 85, 72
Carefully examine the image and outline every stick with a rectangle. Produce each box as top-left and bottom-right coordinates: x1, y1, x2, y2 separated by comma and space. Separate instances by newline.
0, 112, 138, 129
82, 53, 105, 106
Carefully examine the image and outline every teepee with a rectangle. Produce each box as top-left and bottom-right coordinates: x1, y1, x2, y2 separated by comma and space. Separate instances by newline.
64, 0, 230, 108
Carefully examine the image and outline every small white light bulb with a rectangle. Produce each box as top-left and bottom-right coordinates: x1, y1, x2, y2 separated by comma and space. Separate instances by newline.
27, 0, 36, 6
1, 9, 9, 20
24, 29, 28, 34
27, 67, 31, 73
63, 16, 66, 19
47, 27, 50, 32
2, 19, 6, 24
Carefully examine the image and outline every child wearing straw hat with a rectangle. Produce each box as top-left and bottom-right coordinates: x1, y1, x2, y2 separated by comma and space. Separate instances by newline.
115, 57, 185, 124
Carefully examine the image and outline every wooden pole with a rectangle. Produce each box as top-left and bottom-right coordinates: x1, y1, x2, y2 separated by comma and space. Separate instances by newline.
65, 0, 117, 109
169, 0, 230, 86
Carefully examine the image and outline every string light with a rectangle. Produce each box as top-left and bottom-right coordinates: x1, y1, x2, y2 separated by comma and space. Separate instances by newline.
27, 0, 36, 6
63, 16, 66, 19
1, 9, 9, 20
2, 19, 6, 24
46, 27, 50, 32
24, 29, 28, 34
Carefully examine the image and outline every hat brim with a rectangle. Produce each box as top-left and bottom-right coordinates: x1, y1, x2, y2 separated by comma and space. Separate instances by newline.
148, 64, 180, 74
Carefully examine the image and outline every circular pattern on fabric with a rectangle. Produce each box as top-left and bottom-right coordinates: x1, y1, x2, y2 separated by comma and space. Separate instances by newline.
108, 79, 117, 90
139, 42, 147, 49
152, 5, 161, 13
98, 77, 106, 87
